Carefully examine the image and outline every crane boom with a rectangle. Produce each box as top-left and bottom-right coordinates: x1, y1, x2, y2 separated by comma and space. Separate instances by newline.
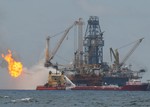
110, 48, 119, 65
110, 48, 120, 70
44, 21, 77, 67
49, 22, 77, 61
119, 38, 144, 67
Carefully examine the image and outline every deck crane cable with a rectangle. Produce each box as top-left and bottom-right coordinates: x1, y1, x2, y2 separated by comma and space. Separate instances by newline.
48, 30, 66, 38
119, 38, 144, 68
49, 22, 77, 61
55, 25, 79, 64
110, 38, 144, 70
118, 38, 141, 50
55, 54, 70, 63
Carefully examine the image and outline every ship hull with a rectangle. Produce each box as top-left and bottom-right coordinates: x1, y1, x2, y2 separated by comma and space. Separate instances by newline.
36, 86, 66, 90
71, 84, 149, 91
36, 83, 149, 91
71, 86, 121, 90
121, 84, 148, 91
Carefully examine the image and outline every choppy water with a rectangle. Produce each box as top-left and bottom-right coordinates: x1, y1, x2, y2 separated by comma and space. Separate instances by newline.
0, 90, 150, 107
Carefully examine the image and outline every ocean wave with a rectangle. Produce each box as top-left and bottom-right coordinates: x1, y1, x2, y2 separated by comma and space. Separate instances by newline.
11, 97, 33, 103
0, 95, 10, 98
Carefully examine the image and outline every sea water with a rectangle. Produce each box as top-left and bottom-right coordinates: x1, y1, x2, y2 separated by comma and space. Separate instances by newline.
0, 90, 150, 107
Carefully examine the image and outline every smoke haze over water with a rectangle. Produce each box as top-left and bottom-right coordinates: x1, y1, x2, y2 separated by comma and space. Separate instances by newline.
0, 59, 75, 90
0, 60, 50, 90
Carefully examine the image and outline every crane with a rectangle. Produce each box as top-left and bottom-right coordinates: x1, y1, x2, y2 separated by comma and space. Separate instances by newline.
110, 38, 144, 71
119, 38, 144, 68
44, 21, 77, 67
110, 48, 120, 70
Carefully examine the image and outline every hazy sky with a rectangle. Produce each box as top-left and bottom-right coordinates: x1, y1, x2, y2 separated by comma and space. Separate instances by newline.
0, 0, 150, 88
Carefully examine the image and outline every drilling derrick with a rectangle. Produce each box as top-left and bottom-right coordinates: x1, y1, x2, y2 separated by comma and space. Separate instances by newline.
84, 16, 104, 65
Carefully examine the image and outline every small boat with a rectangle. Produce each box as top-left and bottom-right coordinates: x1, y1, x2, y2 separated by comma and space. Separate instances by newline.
36, 71, 66, 90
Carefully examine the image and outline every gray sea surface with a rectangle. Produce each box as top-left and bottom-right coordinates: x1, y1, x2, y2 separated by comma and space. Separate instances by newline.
0, 90, 150, 107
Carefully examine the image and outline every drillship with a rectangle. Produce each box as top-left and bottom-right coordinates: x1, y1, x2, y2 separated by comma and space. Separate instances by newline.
37, 16, 149, 91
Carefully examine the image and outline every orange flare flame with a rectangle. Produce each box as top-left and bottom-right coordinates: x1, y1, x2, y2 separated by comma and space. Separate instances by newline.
1, 50, 23, 78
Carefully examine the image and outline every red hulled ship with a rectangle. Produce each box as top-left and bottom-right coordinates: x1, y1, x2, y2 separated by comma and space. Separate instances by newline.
71, 79, 149, 91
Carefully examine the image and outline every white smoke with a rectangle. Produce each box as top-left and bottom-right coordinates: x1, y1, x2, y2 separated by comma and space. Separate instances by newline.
0, 59, 75, 90
0, 60, 47, 89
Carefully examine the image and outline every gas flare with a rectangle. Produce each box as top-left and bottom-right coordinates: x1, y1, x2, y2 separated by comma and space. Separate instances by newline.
1, 50, 23, 78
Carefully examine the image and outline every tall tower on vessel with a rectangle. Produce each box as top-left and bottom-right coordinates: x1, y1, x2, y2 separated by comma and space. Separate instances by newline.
74, 18, 84, 69
84, 16, 104, 65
